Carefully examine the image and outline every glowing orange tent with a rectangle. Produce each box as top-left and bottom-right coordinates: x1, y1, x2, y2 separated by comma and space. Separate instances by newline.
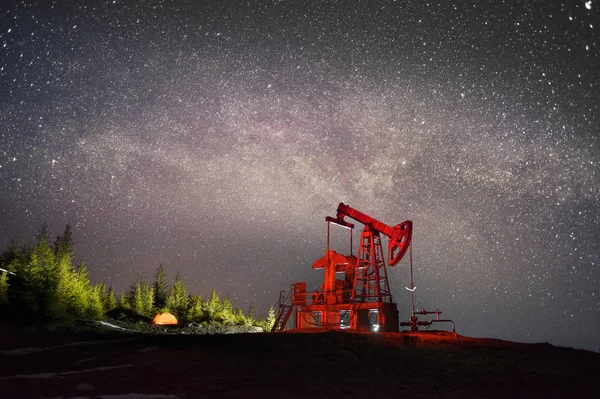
152, 312, 178, 325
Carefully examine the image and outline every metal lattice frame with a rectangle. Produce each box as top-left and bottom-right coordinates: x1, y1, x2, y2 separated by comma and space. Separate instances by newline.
352, 229, 393, 305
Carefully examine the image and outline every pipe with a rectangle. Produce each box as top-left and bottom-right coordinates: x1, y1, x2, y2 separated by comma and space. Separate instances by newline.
430, 319, 456, 333
415, 309, 442, 320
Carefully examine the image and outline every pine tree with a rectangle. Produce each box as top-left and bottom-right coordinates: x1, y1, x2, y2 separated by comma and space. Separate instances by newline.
247, 304, 256, 322
132, 281, 144, 315
165, 273, 189, 320
234, 308, 251, 326
222, 296, 236, 325
0, 239, 20, 271
69, 262, 92, 318
119, 293, 131, 310
266, 306, 276, 331
53, 224, 74, 261
187, 294, 204, 323
128, 273, 154, 317
86, 284, 104, 319
105, 286, 118, 311
0, 271, 9, 305
44, 224, 80, 320
17, 246, 45, 314
141, 284, 155, 316
53, 253, 97, 321
36, 223, 49, 243
204, 290, 223, 323
4, 256, 25, 308
96, 283, 109, 311
256, 306, 276, 331
152, 264, 168, 309
50, 255, 73, 320
2, 242, 36, 316
0, 225, 104, 321
34, 232, 60, 318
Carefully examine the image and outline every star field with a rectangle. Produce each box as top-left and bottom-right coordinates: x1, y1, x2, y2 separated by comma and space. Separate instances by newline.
1, 1, 599, 350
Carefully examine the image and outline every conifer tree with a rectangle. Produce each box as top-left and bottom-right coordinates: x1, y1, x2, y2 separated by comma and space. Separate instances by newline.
256, 306, 277, 331
152, 264, 168, 309
36, 222, 49, 243
141, 284, 155, 316
49, 255, 70, 320
222, 296, 236, 325
4, 256, 26, 308
1, 242, 24, 311
35, 232, 60, 317
69, 262, 92, 317
0, 224, 107, 321
86, 284, 104, 319
204, 289, 223, 323
97, 283, 109, 309
132, 281, 144, 314
105, 286, 118, 311
0, 240, 20, 271
119, 293, 131, 310
16, 244, 45, 314
46, 224, 79, 320
234, 308, 251, 326
0, 271, 9, 305
53, 224, 73, 261
247, 304, 256, 322
129, 273, 155, 317
187, 294, 204, 323
266, 305, 276, 330
165, 273, 189, 320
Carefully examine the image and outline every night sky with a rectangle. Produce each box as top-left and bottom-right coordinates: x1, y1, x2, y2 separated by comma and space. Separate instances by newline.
1, 1, 598, 350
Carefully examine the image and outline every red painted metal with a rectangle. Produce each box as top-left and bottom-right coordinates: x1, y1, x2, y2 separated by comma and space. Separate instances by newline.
273, 203, 413, 332
336, 203, 412, 267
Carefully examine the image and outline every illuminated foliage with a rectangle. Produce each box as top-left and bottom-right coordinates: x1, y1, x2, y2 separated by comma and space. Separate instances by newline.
165, 273, 189, 321
187, 294, 205, 323
96, 283, 118, 313
60, 262, 97, 320
204, 289, 224, 323
152, 264, 168, 309
266, 306, 276, 330
247, 304, 256, 321
222, 296, 236, 325
53, 224, 73, 261
105, 286, 118, 311
7, 226, 54, 316
0, 272, 8, 305
87, 282, 104, 320
127, 273, 155, 317
0, 224, 278, 331
234, 308, 252, 327
119, 292, 131, 310
0, 225, 106, 321
255, 306, 276, 331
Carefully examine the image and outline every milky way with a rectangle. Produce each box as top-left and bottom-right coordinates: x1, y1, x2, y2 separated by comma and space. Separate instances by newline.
1, 1, 598, 350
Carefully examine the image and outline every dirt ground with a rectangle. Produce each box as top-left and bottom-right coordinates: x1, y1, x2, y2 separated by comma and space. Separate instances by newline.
0, 325, 597, 398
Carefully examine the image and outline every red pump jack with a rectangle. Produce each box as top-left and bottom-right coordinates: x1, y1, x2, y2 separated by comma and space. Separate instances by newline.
272, 203, 455, 333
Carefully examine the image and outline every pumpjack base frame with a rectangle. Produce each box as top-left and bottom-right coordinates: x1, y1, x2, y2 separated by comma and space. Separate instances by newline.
294, 301, 399, 332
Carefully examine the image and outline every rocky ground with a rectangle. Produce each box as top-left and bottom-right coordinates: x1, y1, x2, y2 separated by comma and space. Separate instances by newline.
0, 321, 597, 398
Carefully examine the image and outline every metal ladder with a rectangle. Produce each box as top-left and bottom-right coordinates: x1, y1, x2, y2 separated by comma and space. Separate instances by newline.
271, 290, 294, 332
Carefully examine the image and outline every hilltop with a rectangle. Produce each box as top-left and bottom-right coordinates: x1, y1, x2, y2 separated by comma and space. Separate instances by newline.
0, 323, 597, 398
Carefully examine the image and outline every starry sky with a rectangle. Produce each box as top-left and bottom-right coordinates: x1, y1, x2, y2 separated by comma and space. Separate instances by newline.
1, 0, 598, 350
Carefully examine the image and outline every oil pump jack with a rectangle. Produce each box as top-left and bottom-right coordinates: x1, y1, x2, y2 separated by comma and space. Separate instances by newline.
272, 203, 454, 333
